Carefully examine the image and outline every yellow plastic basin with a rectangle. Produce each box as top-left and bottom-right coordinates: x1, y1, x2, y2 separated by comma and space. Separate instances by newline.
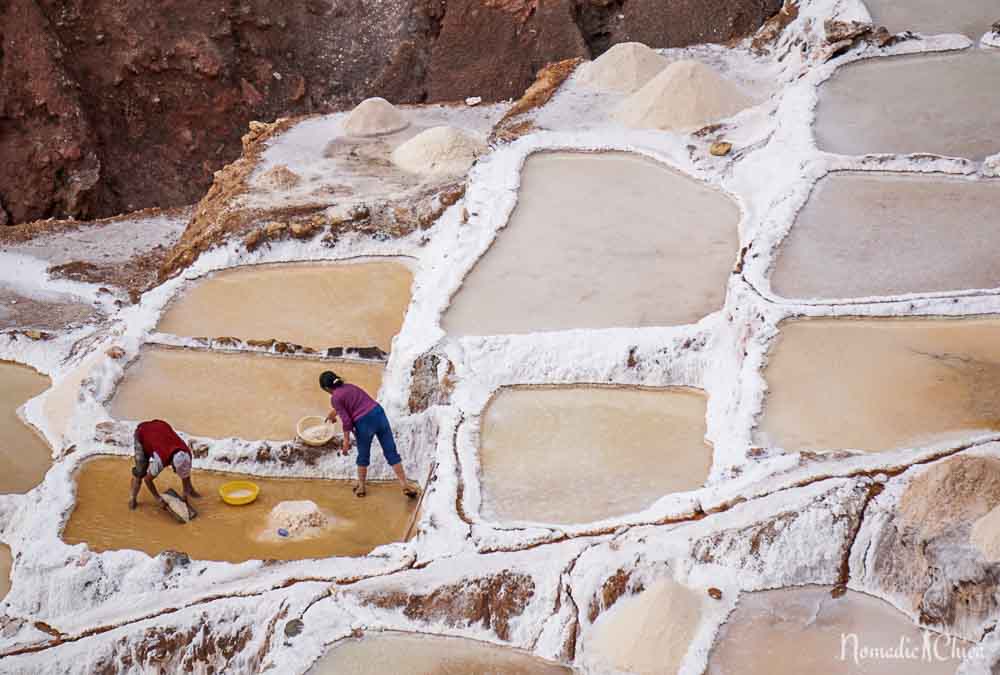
219, 480, 260, 506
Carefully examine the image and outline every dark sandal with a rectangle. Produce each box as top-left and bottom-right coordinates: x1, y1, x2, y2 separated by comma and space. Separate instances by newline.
353, 484, 367, 498
403, 486, 418, 499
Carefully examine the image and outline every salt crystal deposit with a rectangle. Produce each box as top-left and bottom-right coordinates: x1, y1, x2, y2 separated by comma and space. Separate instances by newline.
577, 42, 668, 93
391, 126, 487, 176
971, 504, 1000, 561
613, 59, 752, 132
342, 97, 408, 137
266, 500, 330, 538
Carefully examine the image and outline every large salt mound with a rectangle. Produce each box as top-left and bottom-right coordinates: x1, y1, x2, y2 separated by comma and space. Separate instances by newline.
578, 42, 668, 94
613, 59, 752, 132
588, 578, 702, 674
266, 500, 330, 537
342, 97, 408, 137
391, 126, 487, 176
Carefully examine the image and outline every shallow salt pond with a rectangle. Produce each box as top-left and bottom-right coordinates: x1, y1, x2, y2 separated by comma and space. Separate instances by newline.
309, 632, 571, 674
864, 0, 996, 38
63, 457, 417, 562
0, 542, 10, 601
157, 260, 413, 352
110, 348, 382, 441
814, 50, 1000, 160
443, 152, 739, 335
771, 172, 1000, 299
0, 362, 52, 494
479, 386, 712, 524
707, 586, 965, 674
756, 317, 1000, 453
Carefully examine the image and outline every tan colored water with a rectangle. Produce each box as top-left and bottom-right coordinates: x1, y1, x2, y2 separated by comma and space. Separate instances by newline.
707, 586, 965, 674
443, 152, 739, 335
63, 457, 416, 562
110, 348, 382, 441
479, 386, 712, 524
865, 0, 996, 38
815, 50, 1000, 160
0, 362, 52, 494
309, 632, 572, 674
757, 318, 1000, 453
157, 261, 414, 351
772, 173, 1000, 299
0, 542, 11, 601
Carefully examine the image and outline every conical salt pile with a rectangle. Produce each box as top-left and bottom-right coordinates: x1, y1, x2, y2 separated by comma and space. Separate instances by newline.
578, 42, 669, 94
391, 126, 487, 176
343, 97, 409, 137
612, 59, 752, 132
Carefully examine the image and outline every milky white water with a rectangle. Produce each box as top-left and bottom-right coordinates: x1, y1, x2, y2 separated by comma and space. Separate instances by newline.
443, 152, 739, 335
157, 261, 414, 351
707, 586, 965, 674
814, 50, 1000, 160
864, 0, 996, 39
309, 632, 572, 674
479, 386, 711, 524
771, 172, 1000, 299
0, 361, 52, 494
756, 318, 1000, 453
110, 347, 382, 441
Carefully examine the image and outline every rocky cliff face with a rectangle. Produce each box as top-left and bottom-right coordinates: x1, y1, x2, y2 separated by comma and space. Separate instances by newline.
1, 0, 780, 226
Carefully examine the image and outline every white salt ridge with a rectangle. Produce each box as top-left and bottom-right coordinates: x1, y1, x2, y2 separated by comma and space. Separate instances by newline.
342, 97, 409, 137
613, 59, 753, 132
391, 126, 487, 176
578, 42, 669, 94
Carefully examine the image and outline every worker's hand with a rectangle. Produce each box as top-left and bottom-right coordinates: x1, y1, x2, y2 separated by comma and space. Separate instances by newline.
325, 411, 337, 424
157, 497, 169, 511
128, 496, 137, 510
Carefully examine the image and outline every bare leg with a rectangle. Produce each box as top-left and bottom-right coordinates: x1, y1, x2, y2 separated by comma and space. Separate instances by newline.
392, 462, 418, 498
355, 465, 368, 496
182, 476, 201, 499
129, 475, 141, 510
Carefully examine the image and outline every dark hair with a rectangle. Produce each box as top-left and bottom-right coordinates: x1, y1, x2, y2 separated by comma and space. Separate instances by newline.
319, 371, 343, 390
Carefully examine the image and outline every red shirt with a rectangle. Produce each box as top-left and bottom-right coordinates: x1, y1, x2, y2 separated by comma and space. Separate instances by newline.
136, 420, 188, 466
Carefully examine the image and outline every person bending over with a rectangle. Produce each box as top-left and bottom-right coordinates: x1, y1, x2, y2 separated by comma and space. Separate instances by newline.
129, 419, 201, 511
320, 371, 417, 499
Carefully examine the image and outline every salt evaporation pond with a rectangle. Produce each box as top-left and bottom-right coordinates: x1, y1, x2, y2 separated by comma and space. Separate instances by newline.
0, 362, 52, 493
63, 457, 416, 562
157, 260, 413, 351
814, 50, 1000, 160
479, 386, 712, 524
707, 586, 965, 674
864, 0, 996, 39
110, 348, 382, 441
771, 172, 1000, 299
443, 152, 739, 335
757, 317, 1000, 453
0, 542, 11, 601
310, 632, 572, 674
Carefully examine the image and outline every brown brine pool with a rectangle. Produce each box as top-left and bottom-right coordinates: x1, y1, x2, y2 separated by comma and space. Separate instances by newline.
309, 632, 572, 674
63, 457, 417, 562
864, 0, 996, 38
157, 260, 414, 352
443, 152, 739, 335
0, 361, 52, 494
707, 586, 965, 674
756, 317, 1000, 453
479, 386, 712, 524
0, 542, 11, 601
110, 348, 382, 441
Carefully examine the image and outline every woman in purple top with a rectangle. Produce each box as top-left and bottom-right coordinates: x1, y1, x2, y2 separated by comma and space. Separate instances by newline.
321, 370, 417, 498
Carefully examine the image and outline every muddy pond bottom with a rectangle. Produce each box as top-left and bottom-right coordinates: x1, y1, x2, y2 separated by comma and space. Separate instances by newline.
0, 362, 52, 493
0, 542, 10, 601
63, 457, 417, 562
757, 317, 1000, 453
864, 0, 995, 38
814, 50, 1000, 160
310, 632, 572, 674
707, 586, 965, 674
443, 152, 739, 334
110, 348, 382, 441
157, 260, 413, 352
479, 386, 711, 524
771, 172, 1000, 299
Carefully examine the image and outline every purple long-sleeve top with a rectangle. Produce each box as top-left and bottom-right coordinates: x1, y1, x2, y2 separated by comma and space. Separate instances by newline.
331, 383, 378, 436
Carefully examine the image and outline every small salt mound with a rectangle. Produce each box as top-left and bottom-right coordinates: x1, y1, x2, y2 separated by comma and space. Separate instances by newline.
971, 504, 1000, 561
259, 164, 301, 189
266, 500, 330, 537
613, 59, 752, 132
578, 42, 668, 94
588, 578, 702, 674
391, 126, 487, 176
343, 97, 408, 137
